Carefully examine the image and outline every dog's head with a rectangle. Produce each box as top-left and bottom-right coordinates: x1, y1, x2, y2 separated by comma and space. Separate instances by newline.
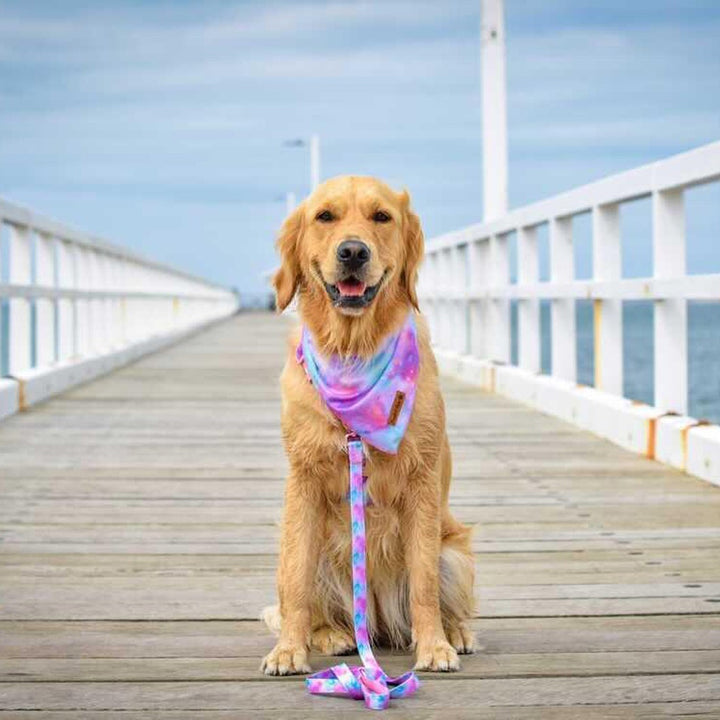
273, 176, 424, 333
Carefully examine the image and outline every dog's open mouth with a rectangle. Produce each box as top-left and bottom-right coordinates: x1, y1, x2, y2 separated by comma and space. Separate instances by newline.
315, 264, 385, 309
325, 275, 383, 308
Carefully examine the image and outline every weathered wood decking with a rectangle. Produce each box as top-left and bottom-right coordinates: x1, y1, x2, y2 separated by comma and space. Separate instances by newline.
1, 312, 720, 718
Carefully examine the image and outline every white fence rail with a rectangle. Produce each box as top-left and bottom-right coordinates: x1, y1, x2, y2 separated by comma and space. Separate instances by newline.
0, 198, 238, 418
419, 141, 720, 485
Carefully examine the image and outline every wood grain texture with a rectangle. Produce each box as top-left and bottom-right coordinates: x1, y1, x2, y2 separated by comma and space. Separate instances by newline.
0, 312, 719, 716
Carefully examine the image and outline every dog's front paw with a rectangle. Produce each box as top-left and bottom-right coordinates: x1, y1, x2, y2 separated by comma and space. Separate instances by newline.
414, 639, 460, 672
260, 643, 311, 676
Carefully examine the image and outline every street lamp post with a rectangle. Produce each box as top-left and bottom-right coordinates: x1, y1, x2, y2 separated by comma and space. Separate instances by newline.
283, 134, 321, 196
310, 134, 320, 191
481, 0, 508, 221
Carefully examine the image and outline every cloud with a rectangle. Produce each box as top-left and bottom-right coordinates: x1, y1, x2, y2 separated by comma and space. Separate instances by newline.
0, 1, 476, 65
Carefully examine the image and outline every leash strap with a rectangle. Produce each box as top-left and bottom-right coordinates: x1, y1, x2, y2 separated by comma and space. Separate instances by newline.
305, 434, 421, 710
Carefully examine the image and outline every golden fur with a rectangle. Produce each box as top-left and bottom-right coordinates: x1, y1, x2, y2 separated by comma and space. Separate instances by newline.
261, 176, 475, 676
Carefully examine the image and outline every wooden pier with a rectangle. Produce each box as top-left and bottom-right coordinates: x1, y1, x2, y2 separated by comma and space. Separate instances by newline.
1, 312, 719, 718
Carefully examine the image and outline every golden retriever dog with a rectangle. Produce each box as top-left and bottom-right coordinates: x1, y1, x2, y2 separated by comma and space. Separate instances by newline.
261, 176, 475, 676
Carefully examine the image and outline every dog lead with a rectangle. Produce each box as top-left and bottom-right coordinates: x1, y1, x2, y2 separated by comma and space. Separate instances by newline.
298, 312, 421, 709
305, 434, 421, 709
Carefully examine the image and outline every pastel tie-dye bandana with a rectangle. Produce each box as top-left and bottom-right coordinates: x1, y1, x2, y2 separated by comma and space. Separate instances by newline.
296, 313, 420, 453
297, 314, 421, 709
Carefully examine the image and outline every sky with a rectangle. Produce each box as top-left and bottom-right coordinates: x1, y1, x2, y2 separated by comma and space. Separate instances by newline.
1, 0, 719, 297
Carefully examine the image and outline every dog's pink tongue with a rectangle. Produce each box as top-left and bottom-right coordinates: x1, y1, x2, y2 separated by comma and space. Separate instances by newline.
337, 280, 366, 297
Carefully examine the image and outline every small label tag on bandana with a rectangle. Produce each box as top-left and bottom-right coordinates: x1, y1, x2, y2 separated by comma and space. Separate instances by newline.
388, 391, 406, 426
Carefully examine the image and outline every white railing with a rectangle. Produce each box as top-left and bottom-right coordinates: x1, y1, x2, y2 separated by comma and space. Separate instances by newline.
0, 197, 238, 416
419, 141, 720, 484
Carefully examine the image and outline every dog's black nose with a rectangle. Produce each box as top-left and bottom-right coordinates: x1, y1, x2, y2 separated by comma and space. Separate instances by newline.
336, 239, 371, 270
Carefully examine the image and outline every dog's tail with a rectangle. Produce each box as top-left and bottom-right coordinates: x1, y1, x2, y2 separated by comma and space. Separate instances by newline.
260, 604, 282, 636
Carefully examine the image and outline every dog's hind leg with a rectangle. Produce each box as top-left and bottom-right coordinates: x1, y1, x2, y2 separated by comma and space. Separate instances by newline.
260, 604, 282, 637
262, 603, 357, 657
310, 625, 356, 655
439, 518, 477, 654
261, 601, 356, 655
309, 554, 357, 656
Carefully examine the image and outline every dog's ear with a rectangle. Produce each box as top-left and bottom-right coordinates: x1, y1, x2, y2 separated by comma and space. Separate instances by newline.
272, 203, 305, 312
399, 190, 424, 311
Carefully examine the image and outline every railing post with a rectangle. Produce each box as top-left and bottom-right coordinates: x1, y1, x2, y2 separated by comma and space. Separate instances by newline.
56, 240, 76, 361
517, 226, 540, 373
422, 252, 435, 341
118, 259, 130, 343
97, 254, 113, 349
653, 188, 687, 415
8, 224, 32, 374
550, 216, 576, 381
137, 263, 152, 339
108, 255, 124, 347
438, 248, 452, 350
125, 261, 140, 341
468, 239, 489, 359
35, 232, 56, 367
452, 244, 468, 354
163, 269, 175, 333
592, 203, 623, 395
488, 234, 510, 363
0, 223, 3, 369
432, 251, 444, 348
74, 246, 91, 357
88, 251, 106, 353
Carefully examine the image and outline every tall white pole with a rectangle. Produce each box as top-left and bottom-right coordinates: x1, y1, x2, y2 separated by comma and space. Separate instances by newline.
481, 0, 508, 221
285, 191, 296, 215
310, 134, 321, 191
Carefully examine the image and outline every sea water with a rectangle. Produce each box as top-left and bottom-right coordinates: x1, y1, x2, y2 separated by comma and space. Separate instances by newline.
509, 300, 720, 425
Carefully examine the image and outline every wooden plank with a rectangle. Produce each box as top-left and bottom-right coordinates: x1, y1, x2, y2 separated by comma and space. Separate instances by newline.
1, 675, 720, 710
3, 475, 717, 505
4, 649, 720, 683
4, 616, 720, 659
3, 497, 720, 526
1, 578, 719, 620
2, 551, 719, 584
4, 535, 720, 556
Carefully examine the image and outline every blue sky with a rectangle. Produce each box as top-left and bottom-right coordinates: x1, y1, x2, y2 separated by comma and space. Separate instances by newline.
1, 0, 719, 295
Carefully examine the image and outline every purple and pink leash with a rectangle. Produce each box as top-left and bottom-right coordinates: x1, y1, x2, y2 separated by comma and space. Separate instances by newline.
305, 434, 421, 710
297, 313, 422, 709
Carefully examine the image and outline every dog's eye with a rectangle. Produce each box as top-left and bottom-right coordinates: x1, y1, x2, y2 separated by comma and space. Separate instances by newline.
315, 210, 334, 223
373, 210, 391, 223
